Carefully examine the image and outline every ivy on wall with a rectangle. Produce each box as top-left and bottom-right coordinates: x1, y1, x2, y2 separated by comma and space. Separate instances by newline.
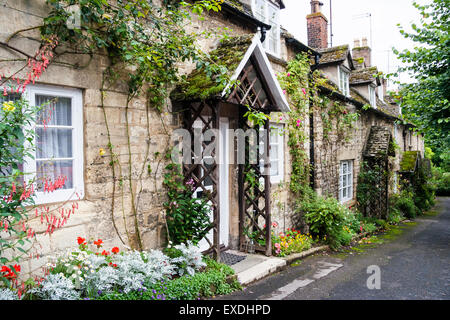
1, 0, 228, 250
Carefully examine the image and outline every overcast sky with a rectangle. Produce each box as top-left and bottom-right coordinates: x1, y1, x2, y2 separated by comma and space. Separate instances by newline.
280, 0, 430, 88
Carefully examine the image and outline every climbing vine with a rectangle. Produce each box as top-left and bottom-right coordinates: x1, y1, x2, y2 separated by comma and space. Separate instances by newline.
1, 0, 228, 251
277, 53, 311, 196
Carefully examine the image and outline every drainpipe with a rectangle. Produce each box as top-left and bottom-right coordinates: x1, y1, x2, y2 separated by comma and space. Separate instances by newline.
259, 27, 267, 43
309, 54, 321, 190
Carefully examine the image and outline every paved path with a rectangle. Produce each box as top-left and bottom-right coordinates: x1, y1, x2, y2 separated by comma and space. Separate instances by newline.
218, 197, 450, 300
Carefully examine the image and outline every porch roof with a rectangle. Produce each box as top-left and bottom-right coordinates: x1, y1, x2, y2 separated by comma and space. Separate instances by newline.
170, 34, 290, 112
364, 126, 395, 159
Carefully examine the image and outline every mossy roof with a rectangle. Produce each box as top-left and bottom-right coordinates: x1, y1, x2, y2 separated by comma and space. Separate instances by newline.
318, 45, 350, 65
350, 67, 379, 85
170, 34, 254, 101
400, 151, 420, 172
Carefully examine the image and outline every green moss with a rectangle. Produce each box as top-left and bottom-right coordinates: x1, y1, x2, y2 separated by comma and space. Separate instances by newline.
170, 35, 253, 101
224, 0, 244, 11
400, 151, 419, 172
318, 45, 349, 64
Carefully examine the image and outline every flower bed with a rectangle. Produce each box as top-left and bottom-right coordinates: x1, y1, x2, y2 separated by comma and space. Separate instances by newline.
272, 228, 314, 257
0, 238, 240, 300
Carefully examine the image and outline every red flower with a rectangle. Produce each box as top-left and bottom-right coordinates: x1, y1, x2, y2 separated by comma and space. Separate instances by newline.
101, 250, 110, 256
93, 239, 103, 248
77, 237, 86, 245
111, 247, 120, 254
1, 266, 11, 273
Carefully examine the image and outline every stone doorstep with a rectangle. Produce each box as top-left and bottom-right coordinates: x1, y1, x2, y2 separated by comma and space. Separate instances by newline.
235, 257, 287, 286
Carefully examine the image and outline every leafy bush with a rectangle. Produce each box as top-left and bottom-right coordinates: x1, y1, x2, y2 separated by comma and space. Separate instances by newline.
390, 190, 418, 219
432, 167, 450, 196
300, 195, 358, 249
163, 164, 212, 246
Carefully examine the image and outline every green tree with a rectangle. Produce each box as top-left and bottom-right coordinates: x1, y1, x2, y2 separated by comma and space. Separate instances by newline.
392, 0, 449, 165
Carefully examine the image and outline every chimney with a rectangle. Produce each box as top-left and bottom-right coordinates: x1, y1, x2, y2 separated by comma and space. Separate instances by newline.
307, 1, 328, 49
352, 37, 372, 67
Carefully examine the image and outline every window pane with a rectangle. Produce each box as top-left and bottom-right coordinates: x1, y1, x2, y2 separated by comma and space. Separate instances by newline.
270, 160, 278, 176
36, 128, 73, 159
36, 95, 72, 126
270, 145, 278, 159
36, 160, 73, 190
254, 0, 265, 20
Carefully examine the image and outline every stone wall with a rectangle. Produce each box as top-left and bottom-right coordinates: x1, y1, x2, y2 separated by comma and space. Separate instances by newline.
0, 0, 300, 275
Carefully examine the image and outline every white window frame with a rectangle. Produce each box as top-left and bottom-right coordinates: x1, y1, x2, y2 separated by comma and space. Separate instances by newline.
339, 160, 353, 203
252, 0, 281, 57
369, 84, 376, 108
21, 84, 84, 205
338, 65, 350, 97
259, 123, 284, 184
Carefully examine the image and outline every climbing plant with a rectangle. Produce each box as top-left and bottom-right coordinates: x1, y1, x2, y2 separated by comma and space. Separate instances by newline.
277, 53, 311, 196
1, 0, 228, 251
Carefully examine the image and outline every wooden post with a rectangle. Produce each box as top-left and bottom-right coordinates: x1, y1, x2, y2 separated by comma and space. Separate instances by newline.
264, 119, 272, 256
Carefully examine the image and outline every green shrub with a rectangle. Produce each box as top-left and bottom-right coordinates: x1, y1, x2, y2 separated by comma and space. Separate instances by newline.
300, 195, 357, 249
391, 190, 418, 219
433, 167, 450, 196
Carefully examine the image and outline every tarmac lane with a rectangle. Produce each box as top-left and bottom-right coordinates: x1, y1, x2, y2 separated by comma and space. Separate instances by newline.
217, 197, 450, 300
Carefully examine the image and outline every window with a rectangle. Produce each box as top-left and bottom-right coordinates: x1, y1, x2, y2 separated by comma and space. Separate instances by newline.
253, 0, 281, 57
339, 160, 353, 203
22, 85, 84, 205
338, 66, 350, 97
369, 85, 376, 107
393, 172, 398, 194
259, 123, 284, 183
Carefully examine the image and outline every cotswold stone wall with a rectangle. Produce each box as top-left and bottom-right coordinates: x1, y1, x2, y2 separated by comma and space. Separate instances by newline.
1, 1, 304, 275
311, 98, 424, 205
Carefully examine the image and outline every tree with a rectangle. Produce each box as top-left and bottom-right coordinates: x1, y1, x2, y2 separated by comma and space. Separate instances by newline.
392, 0, 449, 166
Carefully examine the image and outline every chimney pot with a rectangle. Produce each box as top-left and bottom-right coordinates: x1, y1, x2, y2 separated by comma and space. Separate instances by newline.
362, 37, 368, 47
310, 1, 323, 13
354, 39, 361, 48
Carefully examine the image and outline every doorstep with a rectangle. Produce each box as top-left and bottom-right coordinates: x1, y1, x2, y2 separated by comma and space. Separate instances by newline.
226, 245, 330, 286
226, 250, 286, 286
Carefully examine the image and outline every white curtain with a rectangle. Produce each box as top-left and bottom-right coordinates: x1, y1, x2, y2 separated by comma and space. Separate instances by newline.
35, 95, 73, 190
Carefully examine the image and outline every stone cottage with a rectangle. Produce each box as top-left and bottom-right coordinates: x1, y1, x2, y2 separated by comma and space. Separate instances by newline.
0, 0, 424, 275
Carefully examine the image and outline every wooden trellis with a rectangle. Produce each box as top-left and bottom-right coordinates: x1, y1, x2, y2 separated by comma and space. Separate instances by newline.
229, 58, 274, 256
182, 99, 221, 260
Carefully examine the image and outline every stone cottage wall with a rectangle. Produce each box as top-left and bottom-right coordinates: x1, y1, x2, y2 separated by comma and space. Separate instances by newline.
0, 0, 304, 275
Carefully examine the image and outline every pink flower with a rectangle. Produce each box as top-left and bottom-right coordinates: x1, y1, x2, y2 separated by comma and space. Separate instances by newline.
302, 88, 307, 95
275, 243, 281, 249
287, 72, 291, 77
283, 90, 286, 95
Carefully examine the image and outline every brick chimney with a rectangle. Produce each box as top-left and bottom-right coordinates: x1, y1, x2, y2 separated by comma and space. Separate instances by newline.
352, 37, 372, 67
307, 1, 328, 49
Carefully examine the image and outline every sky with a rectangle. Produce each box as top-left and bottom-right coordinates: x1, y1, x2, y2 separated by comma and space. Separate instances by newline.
280, 0, 430, 89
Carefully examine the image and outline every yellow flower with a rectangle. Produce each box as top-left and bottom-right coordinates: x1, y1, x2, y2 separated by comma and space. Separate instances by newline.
99, 148, 106, 156
2, 101, 15, 113
102, 13, 112, 20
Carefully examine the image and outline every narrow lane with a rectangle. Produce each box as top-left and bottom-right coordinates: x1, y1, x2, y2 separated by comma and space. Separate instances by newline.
218, 197, 450, 300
